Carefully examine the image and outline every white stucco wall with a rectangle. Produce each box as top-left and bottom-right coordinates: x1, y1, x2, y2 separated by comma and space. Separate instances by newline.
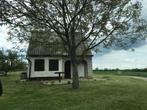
28, 57, 63, 78
85, 57, 93, 77
27, 56, 93, 78
63, 57, 92, 78
78, 63, 85, 77
78, 57, 93, 78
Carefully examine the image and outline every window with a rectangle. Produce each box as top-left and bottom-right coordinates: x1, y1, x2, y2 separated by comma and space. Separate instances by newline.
49, 59, 59, 71
34, 59, 45, 71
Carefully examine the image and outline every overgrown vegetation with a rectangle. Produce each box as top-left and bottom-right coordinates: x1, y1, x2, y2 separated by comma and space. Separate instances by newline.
0, 72, 147, 110
0, 49, 27, 74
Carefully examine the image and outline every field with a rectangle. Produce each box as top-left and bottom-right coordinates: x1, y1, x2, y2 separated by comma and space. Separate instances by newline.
0, 71, 147, 110
93, 70, 147, 77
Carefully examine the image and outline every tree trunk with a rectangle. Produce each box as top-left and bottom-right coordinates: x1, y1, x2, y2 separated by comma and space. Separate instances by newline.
70, 49, 79, 89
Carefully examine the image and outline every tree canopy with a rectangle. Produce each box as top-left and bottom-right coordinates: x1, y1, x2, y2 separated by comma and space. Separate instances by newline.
0, 0, 146, 88
0, 49, 27, 73
0, 0, 146, 51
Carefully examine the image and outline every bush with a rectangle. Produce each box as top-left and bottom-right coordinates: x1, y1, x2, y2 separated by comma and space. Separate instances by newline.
0, 79, 2, 96
20, 72, 27, 80
0, 71, 7, 76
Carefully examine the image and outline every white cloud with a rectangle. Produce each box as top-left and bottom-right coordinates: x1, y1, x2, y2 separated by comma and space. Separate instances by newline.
93, 44, 147, 69
0, 26, 14, 49
142, 0, 147, 19
0, 26, 28, 50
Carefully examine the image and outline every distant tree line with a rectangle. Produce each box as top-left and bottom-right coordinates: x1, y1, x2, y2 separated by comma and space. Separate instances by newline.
94, 68, 147, 72
0, 49, 27, 75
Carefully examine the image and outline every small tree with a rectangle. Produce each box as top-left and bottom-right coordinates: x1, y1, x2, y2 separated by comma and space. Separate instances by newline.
0, 0, 146, 89
0, 49, 27, 73
6, 50, 27, 71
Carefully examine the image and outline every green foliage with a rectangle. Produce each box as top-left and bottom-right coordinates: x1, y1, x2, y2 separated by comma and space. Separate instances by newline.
1, 72, 147, 109
0, 49, 27, 72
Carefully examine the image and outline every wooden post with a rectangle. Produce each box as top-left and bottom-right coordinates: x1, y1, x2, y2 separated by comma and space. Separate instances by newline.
59, 73, 61, 82
55, 72, 64, 83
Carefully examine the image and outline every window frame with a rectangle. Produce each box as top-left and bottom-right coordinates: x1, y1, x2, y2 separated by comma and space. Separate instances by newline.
49, 59, 59, 71
34, 59, 45, 71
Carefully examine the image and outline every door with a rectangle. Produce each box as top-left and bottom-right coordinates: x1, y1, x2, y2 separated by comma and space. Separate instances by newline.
64, 61, 71, 79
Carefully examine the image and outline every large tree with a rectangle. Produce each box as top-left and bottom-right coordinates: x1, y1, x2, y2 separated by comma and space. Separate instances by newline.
0, 0, 146, 89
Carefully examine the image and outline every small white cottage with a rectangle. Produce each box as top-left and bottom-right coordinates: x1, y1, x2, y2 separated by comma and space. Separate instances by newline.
27, 31, 93, 79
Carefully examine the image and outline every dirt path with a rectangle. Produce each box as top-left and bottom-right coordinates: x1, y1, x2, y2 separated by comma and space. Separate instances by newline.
122, 76, 147, 81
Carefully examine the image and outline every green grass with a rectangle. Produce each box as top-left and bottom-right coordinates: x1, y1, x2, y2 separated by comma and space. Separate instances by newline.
1, 72, 147, 110
93, 70, 147, 77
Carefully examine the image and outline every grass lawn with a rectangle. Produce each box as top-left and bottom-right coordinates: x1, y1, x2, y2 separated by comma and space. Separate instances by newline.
0, 72, 147, 110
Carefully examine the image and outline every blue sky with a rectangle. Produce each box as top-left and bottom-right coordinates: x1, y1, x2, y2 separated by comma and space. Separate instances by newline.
0, 0, 147, 69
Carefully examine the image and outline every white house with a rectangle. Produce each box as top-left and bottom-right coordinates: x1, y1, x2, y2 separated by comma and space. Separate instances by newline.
27, 31, 93, 79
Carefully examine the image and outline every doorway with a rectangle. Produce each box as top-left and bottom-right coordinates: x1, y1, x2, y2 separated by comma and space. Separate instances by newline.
64, 61, 71, 79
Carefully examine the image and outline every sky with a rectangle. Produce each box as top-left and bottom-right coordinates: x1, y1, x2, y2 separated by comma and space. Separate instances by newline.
0, 26, 11, 49
0, 0, 147, 69
93, 0, 147, 69
0, 26, 27, 51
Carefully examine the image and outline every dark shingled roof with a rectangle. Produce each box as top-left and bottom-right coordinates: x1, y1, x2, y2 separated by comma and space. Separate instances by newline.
27, 31, 92, 57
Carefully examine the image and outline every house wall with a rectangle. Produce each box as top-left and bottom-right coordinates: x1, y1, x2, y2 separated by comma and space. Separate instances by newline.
27, 57, 63, 78
86, 57, 93, 77
78, 62, 85, 78
27, 56, 93, 78
63, 57, 93, 78
63, 59, 86, 78
77, 57, 93, 78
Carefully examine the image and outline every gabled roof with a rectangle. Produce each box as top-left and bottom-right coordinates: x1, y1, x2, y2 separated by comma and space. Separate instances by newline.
27, 31, 92, 57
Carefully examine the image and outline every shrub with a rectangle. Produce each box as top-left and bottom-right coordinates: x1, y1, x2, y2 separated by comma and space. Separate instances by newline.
20, 72, 27, 80
0, 71, 7, 76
